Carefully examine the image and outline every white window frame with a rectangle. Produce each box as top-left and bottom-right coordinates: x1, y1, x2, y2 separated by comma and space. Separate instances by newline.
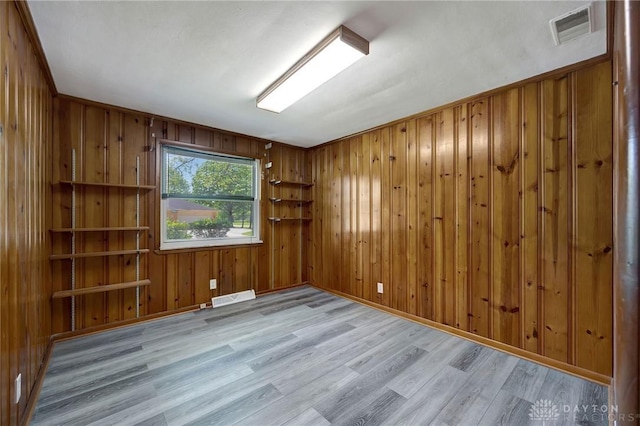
159, 144, 262, 250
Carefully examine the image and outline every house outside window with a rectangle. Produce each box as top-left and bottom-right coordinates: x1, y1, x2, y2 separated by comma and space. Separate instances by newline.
160, 144, 261, 250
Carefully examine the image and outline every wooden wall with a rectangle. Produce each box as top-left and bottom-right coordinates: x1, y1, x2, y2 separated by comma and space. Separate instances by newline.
310, 60, 614, 377
0, 2, 53, 425
50, 97, 309, 334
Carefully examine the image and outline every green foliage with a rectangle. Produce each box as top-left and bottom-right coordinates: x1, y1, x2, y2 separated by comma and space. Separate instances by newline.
192, 161, 252, 196
166, 156, 192, 194
191, 161, 253, 226
166, 219, 191, 240
189, 217, 229, 238
166, 216, 231, 240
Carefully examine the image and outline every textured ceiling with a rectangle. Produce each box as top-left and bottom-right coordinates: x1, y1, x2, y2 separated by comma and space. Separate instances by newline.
28, 1, 607, 147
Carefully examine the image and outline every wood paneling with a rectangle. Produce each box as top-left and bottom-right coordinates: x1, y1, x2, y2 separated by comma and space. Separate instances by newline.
310, 60, 614, 377
50, 98, 309, 334
573, 62, 613, 375
0, 2, 53, 425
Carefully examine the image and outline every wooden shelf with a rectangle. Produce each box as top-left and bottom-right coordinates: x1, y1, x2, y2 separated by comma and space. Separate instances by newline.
52, 280, 151, 299
51, 226, 150, 233
269, 198, 313, 204
59, 180, 156, 190
50, 249, 150, 260
269, 179, 313, 187
268, 217, 312, 222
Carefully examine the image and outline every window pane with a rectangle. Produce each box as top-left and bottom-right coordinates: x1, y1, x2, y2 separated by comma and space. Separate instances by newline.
165, 199, 255, 241
165, 149, 254, 199
161, 144, 260, 249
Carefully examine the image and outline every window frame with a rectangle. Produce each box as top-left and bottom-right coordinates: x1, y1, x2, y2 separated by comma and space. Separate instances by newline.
158, 141, 262, 251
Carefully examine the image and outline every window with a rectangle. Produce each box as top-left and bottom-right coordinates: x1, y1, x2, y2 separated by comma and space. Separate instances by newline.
160, 145, 261, 250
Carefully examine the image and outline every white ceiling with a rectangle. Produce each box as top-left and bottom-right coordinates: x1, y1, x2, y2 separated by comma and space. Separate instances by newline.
28, 1, 606, 148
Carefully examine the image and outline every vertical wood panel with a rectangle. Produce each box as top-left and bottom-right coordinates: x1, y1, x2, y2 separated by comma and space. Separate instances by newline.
341, 140, 351, 294
521, 82, 541, 353
359, 134, 371, 302
434, 110, 456, 326
331, 144, 342, 291
455, 105, 469, 330
370, 131, 382, 304
349, 137, 360, 298
391, 123, 407, 312
380, 128, 391, 307
541, 75, 570, 363
491, 88, 521, 347
469, 99, 491, 337
573, 61, 613, 376
417, 117, 434, 320
406, 119, 418, 316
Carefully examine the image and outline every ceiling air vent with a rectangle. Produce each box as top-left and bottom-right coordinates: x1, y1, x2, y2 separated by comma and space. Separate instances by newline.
550, 5, 592, 45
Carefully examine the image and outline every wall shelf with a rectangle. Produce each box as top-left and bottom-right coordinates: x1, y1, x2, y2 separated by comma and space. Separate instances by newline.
59, 180, 156, 190
268, 217, 312, 222
51, 226, 150, 233
269, 198, 313, 204
50, 249, 150, 260
52, 280, 152, 299
269, 179, 313, 187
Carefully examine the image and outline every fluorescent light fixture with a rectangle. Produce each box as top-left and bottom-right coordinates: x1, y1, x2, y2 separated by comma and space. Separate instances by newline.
257, 25, 369, 113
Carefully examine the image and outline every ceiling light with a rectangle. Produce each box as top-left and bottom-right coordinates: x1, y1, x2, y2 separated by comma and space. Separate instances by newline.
257, 25, 369, 113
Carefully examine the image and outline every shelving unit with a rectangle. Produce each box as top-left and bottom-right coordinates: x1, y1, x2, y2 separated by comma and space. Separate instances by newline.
264, 143, 313, 289
50, 149, 155, 329
266, 164, 314, 222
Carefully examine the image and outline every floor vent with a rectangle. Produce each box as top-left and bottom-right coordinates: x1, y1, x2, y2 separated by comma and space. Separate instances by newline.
212, 289, 256, 308
550, 5, 592, 45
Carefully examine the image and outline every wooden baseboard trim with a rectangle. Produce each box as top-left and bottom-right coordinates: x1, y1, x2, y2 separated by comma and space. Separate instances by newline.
313, 284, 612, 387
51, 305, 201, 342
21, 338, 54, 426
256, 282, 309, 296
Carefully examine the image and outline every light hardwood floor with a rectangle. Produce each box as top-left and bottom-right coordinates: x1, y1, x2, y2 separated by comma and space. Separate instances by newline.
32, 286, 608, 425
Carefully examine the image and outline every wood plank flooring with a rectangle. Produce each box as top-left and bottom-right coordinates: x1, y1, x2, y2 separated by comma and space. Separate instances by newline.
32, 286, 608, 425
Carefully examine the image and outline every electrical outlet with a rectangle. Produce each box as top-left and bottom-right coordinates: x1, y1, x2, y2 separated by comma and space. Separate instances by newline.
199, 303, 207, 309
210, 279, 217, 290
377, 282, 384, 294
15, 373, 21, 404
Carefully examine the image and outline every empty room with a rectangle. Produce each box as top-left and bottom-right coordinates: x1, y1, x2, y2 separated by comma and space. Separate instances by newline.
1, 0, 638, 425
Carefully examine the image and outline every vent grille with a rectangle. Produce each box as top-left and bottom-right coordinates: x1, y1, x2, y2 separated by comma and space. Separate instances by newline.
211, 289, 256, 308
550, 5, 592, 45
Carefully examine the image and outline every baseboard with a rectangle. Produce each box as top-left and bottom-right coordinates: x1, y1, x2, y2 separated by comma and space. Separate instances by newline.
256, 282, 309, 296
312, 284, 612, 387
51, 305, 201, 342
21, 338, 54, 426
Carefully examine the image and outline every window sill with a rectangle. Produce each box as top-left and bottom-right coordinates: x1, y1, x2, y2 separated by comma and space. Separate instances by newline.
155, 240, 264, 255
